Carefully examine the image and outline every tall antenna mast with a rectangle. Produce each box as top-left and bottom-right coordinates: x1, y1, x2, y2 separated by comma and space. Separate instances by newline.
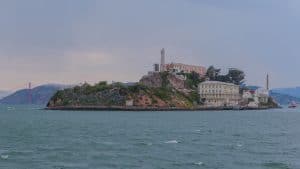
266, 74, 269, 91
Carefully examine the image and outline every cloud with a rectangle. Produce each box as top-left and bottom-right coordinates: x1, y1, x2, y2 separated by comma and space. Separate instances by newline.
63, 50, 113, 68
1, 0, 300, 89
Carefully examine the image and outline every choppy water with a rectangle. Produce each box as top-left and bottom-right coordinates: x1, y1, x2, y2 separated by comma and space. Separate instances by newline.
0, 105, 299, 169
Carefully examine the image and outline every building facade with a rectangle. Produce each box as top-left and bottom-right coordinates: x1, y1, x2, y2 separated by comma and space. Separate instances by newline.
165, 63, 206, 76
256, 88, 269, 103
242, 87, 269, 108
198, 81, 241, 106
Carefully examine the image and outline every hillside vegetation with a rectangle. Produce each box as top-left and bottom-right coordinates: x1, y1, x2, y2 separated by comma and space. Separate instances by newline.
47, 78, 198, 109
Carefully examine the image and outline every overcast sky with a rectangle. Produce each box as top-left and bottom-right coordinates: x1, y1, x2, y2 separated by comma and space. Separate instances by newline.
1, 0, 300, 90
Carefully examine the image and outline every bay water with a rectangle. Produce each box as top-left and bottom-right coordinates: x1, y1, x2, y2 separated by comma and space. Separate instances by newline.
0, 105, 299, 169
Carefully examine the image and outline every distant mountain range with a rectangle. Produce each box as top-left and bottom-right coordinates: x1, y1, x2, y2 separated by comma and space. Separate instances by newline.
270, 92, 300, 105
271, 87, 300, 98
0, 84, 71, 105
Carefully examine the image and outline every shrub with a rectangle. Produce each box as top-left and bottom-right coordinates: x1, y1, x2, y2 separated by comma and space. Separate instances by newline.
153, 88, 172, 101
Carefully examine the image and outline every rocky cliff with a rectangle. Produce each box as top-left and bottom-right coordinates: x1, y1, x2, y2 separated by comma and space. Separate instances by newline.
139, 72, 187, 91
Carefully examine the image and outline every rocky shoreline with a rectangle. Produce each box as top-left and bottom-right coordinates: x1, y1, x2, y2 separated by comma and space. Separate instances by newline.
46, 105, 279, 111
46, 72, 280, 111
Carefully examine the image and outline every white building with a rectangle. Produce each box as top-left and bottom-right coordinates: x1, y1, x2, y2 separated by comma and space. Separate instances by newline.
125, 100, 134, 107
198, 81, 241, 107
242, 87, 269, 108
255, 88, 269, 103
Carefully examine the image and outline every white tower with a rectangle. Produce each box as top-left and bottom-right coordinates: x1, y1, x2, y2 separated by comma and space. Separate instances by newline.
266, 74, 269, 91
160, 48, 166, 72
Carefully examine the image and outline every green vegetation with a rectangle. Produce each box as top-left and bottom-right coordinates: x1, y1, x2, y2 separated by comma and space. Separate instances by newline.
206, 66, 245, 85
183, 71, 205, 89
206, 66, 221, 81
160, 71, 170, 88
187, 91, 200, 104
128, 84, 148, 93
153, 87, 172, 101
48, 79, 200, 109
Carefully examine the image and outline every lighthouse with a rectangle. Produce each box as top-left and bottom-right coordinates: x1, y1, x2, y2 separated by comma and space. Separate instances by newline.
160, 48, 166, 72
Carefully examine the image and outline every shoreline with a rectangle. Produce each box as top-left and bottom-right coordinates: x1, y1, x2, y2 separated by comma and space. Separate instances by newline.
46, 106, 280, 111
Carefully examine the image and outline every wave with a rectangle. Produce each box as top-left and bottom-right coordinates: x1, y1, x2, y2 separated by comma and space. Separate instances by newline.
236, 143, 243, 147
0, 155, 8, 160
263, 162, 290, 169
194, 161, 204, 166
7, 107, 15, 111
134, 142, 153, 146
165, 140, 179, 144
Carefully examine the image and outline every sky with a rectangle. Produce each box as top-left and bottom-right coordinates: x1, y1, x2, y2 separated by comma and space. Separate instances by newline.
1, 0, 300, 91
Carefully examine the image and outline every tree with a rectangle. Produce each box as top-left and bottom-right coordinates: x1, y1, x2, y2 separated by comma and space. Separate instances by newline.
206, 66, 221, 81
227, 68, 245, 85
216, 75, 231, 83
185, 71, 205, 89
205, 66, 246, 85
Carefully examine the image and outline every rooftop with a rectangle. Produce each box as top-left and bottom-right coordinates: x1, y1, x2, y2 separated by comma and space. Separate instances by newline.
200, 81, 239, 86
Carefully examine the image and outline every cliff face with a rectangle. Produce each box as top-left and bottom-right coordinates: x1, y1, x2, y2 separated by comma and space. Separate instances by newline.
139, 72, 186, 90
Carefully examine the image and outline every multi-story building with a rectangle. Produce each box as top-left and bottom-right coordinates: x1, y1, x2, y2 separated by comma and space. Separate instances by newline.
198, 81, 241, 106
165, 63, 206, 76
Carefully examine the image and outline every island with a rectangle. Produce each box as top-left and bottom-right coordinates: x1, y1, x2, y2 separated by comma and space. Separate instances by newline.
47, 49, 279, 111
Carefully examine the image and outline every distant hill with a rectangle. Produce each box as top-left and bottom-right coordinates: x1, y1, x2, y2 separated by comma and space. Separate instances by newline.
272, 87, 300, 98
0, 91, 12, 99
0, 84, 71, 105
270, 91, 300, 105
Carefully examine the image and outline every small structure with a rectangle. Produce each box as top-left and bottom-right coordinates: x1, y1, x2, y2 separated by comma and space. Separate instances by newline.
154, 63, 160, 72
198, 81, 241, 107
242, 75, 270, 107
242, 87, 269, 107
125, 99, 134, 107
255, 88, 269, 104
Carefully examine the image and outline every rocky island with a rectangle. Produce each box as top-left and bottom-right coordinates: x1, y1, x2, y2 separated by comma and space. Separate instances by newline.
47, 49, 279, 111
47, 72, 201, 110
47, 71, 278, 111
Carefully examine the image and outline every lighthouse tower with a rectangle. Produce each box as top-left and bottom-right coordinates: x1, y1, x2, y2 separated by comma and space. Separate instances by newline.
160, 48, 166, 72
